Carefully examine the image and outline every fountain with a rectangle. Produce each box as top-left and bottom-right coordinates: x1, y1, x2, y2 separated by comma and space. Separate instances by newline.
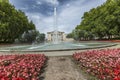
0, 0, 117, 52
53, 0, 59, 44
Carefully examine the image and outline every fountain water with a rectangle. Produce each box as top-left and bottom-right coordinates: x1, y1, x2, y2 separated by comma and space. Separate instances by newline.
53, 0, 59, 44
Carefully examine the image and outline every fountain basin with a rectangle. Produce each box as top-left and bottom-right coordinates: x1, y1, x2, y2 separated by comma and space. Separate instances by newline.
0, 41, 117, 52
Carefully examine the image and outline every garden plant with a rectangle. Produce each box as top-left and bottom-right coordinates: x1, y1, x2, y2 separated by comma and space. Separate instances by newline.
73, 49, 120, 80
0, 54, 46, 80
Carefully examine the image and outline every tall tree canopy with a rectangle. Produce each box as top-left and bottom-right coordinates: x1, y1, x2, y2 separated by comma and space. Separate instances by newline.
75, 0, 120, 40
0, 1, 36, 43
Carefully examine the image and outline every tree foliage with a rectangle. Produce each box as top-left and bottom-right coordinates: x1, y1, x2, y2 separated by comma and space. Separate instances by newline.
36, 33, 45, 43
18, 30, 45, 43
75, 0, 120, 40
66, 33, 73, 38
0, 1, 35, 43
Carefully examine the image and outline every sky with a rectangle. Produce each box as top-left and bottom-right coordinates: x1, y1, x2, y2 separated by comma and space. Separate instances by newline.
9, 0, 107, 34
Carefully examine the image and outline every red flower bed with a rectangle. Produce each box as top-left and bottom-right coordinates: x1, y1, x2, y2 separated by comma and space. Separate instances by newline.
73, 49, 120, 80
0, 54, 46, 80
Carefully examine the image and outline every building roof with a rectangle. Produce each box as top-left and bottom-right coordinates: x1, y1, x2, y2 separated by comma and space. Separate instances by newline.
47, 31, 64, 34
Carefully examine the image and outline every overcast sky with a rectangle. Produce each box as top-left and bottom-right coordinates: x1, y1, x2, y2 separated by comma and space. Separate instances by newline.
9, 0, 106, 34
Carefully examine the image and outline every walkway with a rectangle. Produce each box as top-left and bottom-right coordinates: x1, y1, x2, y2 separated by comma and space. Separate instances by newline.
42, 57, 87, 80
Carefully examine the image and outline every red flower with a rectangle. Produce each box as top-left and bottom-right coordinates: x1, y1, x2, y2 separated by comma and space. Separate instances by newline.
113, 76, 120, 80
13, 77, 25, 80
1, 77, 9, 80
0, 54, 46, 80
73, 48, 120, 80
114, 69, 120, 76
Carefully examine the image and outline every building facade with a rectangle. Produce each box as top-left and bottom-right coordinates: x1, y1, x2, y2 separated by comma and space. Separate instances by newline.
47, 31, 66, 42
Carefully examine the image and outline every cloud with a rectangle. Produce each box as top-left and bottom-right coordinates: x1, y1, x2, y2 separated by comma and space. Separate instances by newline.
9, 0, 107, 34
57, 0, 107, 33
36, 1, 42, 5
45, 0, 59, 5
36, 0, 59, 6
26, 12, 54, 34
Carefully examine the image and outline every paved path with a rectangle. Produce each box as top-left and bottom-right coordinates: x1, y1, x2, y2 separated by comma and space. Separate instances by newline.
42, 57, 87, 80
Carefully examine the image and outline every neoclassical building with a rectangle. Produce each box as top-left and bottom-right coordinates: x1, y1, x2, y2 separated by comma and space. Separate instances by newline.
47, 31, 66, 41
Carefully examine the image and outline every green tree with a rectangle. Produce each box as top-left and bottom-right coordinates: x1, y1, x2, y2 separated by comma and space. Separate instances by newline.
0, 1, 36, 43
19, 30, 45, 43
36, 33, 45, 43
75, 0, 120, 40
66, 33, 73, 38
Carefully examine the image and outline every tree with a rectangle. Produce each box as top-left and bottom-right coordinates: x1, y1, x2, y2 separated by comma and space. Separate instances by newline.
18, 30, 45, 43
19, 30, 39, 43
36, 33, 45, 43
66, 33, 73, 38
0, 1, 36, 43
75, 0, 120, 40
